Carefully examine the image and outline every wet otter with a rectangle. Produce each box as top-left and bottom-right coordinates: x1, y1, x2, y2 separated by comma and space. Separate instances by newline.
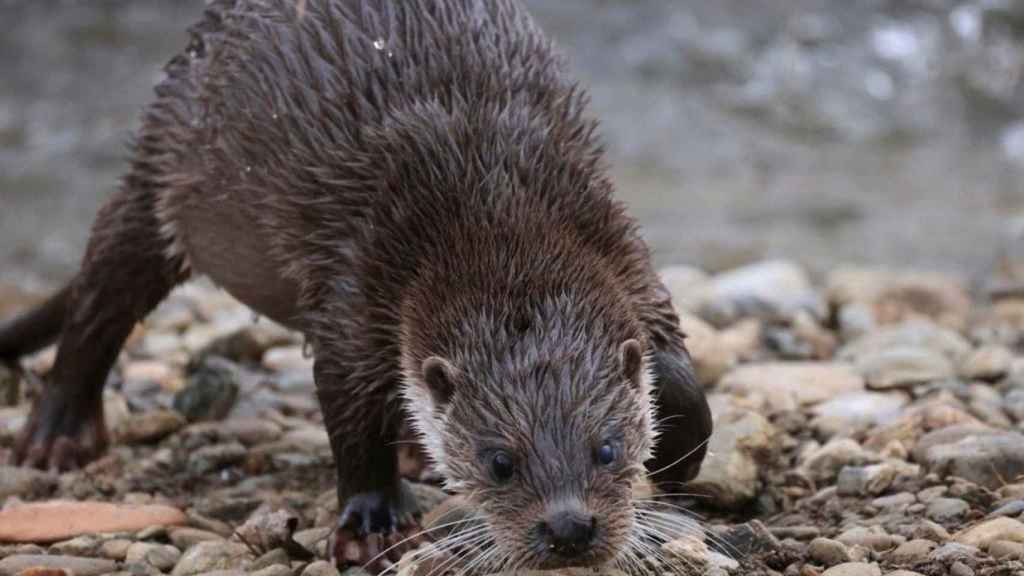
0, 0, 712, 571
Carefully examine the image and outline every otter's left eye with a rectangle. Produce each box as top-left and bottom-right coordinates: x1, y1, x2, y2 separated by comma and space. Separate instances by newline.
596, 442, 616, 466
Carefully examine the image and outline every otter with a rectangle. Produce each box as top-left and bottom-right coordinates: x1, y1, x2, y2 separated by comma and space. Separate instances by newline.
0, 0, 712, 572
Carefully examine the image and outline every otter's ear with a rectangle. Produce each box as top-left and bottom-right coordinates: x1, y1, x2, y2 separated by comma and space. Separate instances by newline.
619, 339, 645, 389
421, 356, 457, 406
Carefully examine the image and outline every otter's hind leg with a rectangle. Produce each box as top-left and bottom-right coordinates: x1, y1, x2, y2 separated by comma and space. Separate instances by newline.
13, 175, 188, 470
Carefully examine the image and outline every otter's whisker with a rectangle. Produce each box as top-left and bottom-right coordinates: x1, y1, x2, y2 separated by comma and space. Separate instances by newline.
361, 515, 486, 570
645, 435, 712, 479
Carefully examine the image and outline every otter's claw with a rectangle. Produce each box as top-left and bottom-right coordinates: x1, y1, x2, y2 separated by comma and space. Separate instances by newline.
11, 386, 108, 471
330, 489, 425, 574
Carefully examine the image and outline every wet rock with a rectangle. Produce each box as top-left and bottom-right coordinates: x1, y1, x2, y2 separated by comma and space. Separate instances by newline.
856, 347, 954, 390
808, 537, 851, 566
826, 267, 971, 330
0, 466, 57, 500
925, 498, 970, 523
921, 431, 1024, 489
677, 312, 736, 385
954, 517, 1024, 548
0, 555, 117, 576
126, 542, 182, 571
0, 501, 186, 543
719, 362, 863, 412
799, 438, 880, 483
115, 409, 186, 444
173, 357, 240, 423
693, 259, 821, 326
170, 541, 253, 575
187, 442, 247, 475
687, 410, 778, 509
821, 563, 882, 576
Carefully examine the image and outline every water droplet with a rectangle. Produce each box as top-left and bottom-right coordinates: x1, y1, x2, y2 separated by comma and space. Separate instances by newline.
373, 38, 386, 51
251, 311, 261, 324
271, 113, 279, 120
245, 166, 252, 173
302, 338, 315, 358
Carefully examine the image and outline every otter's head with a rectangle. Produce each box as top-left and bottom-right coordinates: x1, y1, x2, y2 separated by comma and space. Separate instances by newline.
401, 334, 656, 571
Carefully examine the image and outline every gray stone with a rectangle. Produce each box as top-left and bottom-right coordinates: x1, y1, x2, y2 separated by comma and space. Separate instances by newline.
921, 432, 1024, 490
888, 539, 937, 563
929, 542, 980, 564
949, 561, 974, 576
49, 535, 100, 556
252, 566, 295, 576
838, 320, 972, 364
126, 542, 182, 571
836, 526, 905, 551
856, 346, 954, 390
116, 409, 186, 444
719, 362, 863, 412
0, 555, 117, 576
168, 527, 225, 549
988, 540, 1024, 560
959, 346, 1014, 381
799, 439, 880, 483
187, 442, 248, 475
693, 259, 821, 326
926, 498, 970, 523
173, 357, 241, 423
811, 391, 908, 437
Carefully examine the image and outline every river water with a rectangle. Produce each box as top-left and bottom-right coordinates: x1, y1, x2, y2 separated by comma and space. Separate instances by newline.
2, 0, 1021, 293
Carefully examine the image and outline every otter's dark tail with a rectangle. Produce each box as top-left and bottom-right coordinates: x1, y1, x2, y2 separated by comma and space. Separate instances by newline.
0, 284, 70, 362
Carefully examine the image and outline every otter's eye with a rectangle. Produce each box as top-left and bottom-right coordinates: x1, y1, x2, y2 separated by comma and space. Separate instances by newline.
596, 442, 616, 466
491, 451, 515, 482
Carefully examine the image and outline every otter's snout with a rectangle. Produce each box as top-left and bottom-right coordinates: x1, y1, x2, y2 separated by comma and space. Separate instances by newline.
539, 509, 597, 558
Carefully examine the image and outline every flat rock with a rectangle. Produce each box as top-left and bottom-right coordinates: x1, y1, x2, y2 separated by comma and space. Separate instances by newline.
694, 259, 821, 326
800, 439, 880, 483
0, 501, 186, 543
686, 410, 778, 509
719, 362, 863, 412
0, 555, 117, 576
838, 320, 971, 364
958, 345, 1014, 381
126, 542, 181, 571
811, 391, 908, 437
115, 409, 186, 444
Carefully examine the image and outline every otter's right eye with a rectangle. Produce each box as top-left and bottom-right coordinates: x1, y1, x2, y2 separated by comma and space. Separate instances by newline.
491, 451, 515, 482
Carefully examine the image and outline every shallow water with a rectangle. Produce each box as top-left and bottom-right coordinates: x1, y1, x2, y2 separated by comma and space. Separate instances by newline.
1, 0, 1021, 292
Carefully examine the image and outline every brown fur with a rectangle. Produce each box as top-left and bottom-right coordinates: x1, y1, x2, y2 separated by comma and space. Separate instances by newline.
0, 0, 711, 571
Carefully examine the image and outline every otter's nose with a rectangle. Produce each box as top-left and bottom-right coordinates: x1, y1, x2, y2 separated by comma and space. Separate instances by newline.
540, 510, 596, 558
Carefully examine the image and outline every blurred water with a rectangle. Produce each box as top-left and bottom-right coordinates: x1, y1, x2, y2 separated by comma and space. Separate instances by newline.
1, 0, 1022, 292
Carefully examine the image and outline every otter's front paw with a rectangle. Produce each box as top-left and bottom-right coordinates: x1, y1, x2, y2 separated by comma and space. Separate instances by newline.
12, 384, 108, 471
330, 490, 426, 573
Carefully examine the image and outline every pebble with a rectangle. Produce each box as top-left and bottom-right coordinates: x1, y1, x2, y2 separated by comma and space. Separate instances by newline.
168, 528, 224, 549
173, 357, 241, 422
169, 541, 253, 575
251, 566, 294, 576
693, 259, 821, 326
838, 320, 971, 364
825, 267, 971, 330
126, 542, 182, 571
835, 526, 905, 551
0, 501, 186, 543
808, 537, 851, 566
988, 539, 1024, 559
856, 346, 954, 390
836, 462, 917, 496
0, 466, 58, 500
187, 442, 248, 475
820, 562, 882, 576
235, 507, 301, 553
99, 539, 133, 561
888, 539, 937, 563
719, 362, 863, 412
926, 497, 970, 523
949, 562, 973, 576
301, 561, 342, 576
811, 391, 908, 437
115, 409, 186, 444
0, 555, 117, 576
988, 499, 1024, 518
799, 438, 880, 483
929, 542, 980, 564
959, 345, 1014, 381
678, 312, 736, 385
872, 492, 916, 510
687, 409, 777, 509
912, 520, 951, 542
954, 516, 1024, 548
921, 431, 1024, 490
